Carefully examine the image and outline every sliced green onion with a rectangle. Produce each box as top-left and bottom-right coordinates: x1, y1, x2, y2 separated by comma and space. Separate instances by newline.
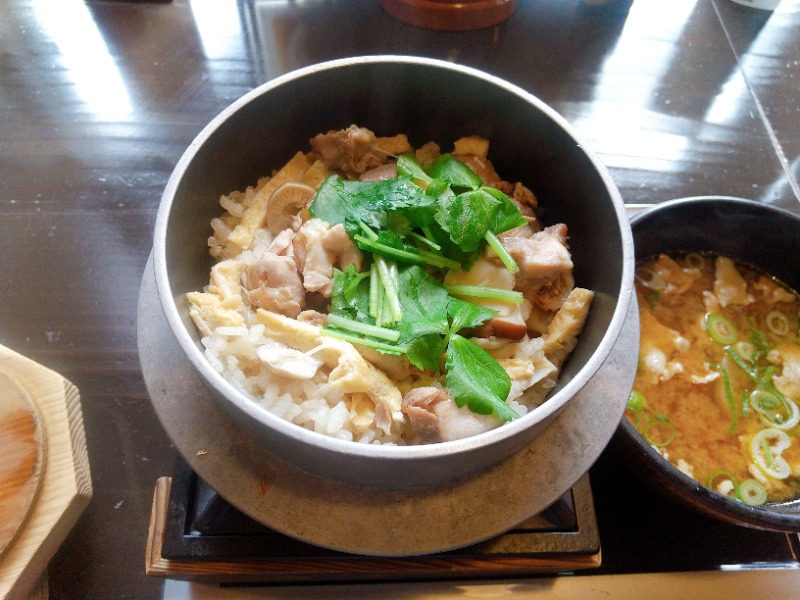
750, 389, 800, 430
321, 327, 407, 355
484, 230, 519, 274
444, 284, 524, 304
750, 428, 791, 479
741, 389, 750, 418
326, 314, 400, 342
627, 390, 646, 411
738, 478, 768, 506
706, 313, 738, 345
766, 311, 790, 337
733, 341, 755, 363
626, 408, 642, 430
709, 361, 738, 434
757, 365, 776, 389
643, 420, 676, 447
648, 289, 661, 308
724, 345, 756, 380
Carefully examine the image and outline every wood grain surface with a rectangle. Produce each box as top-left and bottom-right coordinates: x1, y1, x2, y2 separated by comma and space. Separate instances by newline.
0, 373, 45, 557
0, 347, 92, 600
0, 0, 798, 597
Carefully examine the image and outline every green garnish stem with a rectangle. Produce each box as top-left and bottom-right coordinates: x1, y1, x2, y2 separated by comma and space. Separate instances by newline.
445, 284, 524, 304
709, 361, 738, 434
484, 230, 519, 274
326, 314, 400, 342
321, 327, 407, 355
374, 255, 402, 322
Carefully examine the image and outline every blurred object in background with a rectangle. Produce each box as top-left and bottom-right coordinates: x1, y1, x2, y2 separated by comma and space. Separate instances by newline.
580, 0, 635, 13
381, 0, 516, 30
728, 0, 781, 9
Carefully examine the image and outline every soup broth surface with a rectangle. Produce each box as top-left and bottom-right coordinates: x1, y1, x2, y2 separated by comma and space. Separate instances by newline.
629, 252, 800, 505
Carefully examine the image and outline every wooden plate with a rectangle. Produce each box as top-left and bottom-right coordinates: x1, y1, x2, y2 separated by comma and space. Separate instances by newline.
0, 371, 46, 556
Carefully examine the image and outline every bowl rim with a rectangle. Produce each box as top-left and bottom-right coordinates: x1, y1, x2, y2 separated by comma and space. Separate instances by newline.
152, 54, 634, 462
625, 195, 800, 531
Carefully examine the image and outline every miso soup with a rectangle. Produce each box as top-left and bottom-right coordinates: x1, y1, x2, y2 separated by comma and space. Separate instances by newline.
628, 253, 800, 506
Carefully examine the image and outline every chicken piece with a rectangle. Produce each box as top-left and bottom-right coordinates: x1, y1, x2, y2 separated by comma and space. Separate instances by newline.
713, 256, 753, 308
310, 125, 395, 176
226, 152, 313, 251
531, 271, 576, 313
268, 228, 296, 256
401, 387, 499, 443
445, 257, 531, 340
294, 218, 362, 297
244, 252, 305, 318
769, 344, 800, 401
255, 309, 403, 433
186, 291, 244, 337
360, 163, 397, 182
498, 224, 575, 311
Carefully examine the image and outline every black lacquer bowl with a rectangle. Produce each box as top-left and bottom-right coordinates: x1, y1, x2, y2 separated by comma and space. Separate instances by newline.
617, 196, 800, 532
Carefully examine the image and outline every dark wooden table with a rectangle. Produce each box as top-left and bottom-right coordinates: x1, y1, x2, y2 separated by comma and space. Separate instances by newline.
1, 0, 798, 597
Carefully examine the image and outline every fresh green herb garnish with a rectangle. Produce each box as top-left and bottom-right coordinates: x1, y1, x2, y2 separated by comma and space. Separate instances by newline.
313, 153, 527, 422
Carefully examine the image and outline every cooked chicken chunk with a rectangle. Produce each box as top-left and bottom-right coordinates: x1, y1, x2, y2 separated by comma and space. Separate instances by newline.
243, 252, 306, 318
293, 219, 362, 297
498, 224, 575, 311
401, 387, 498, 443
444, 257, 531, 340
310, 125, 394, 176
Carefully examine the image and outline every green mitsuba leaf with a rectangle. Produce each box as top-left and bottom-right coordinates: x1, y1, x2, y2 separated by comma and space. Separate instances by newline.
309, 175, 432, 236
427, 153, 483, 190
434, 188, 499, 252
483, 187, 528, 233
447, 297, 496, 333
446, 334, 518, 421
330, 265, 371, 322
